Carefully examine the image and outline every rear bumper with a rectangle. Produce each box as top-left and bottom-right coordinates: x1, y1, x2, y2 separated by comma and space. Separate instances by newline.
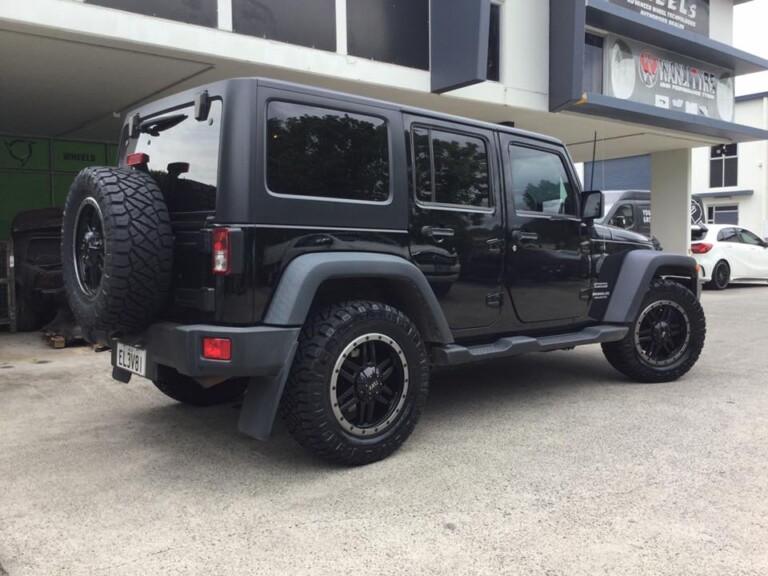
111, 322, 301, 381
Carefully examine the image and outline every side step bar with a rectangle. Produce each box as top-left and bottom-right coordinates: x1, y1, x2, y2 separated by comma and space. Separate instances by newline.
432, 325, 629, 367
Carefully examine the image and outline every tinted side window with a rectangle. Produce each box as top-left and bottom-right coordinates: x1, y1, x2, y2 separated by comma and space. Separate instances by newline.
266, 102, 390, 202
609, 203, 634, 228
412, 127, 491, 209
739, 229, 763, 245
717, 228, 739, 242
508, 146, 576, 216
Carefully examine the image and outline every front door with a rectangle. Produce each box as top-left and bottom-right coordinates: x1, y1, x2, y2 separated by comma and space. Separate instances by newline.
501, 138, 591, 324
406, 115, 504, 333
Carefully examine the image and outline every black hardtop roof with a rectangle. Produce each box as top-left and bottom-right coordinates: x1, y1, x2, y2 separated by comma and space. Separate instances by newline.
125, 77, 565, 148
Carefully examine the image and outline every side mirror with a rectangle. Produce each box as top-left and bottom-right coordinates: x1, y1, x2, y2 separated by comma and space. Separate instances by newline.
581, 190, 603, 222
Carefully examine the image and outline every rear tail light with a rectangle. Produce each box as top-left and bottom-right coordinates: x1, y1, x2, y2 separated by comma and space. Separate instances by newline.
212, 228, 231, 275
126, 153, 149, 167
202, 337, 232, 361
691, 242, 713, 254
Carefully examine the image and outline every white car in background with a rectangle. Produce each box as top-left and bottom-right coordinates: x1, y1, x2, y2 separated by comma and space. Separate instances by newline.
691, 224, 768, 290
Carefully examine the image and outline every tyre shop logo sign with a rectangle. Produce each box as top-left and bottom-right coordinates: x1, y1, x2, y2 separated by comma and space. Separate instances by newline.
4, 139, 35, 167
639, 51, 659, 88
637, 49, 717, 95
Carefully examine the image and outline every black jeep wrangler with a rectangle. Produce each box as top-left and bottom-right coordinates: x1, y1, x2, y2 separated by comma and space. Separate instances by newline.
61, 78, 706, 465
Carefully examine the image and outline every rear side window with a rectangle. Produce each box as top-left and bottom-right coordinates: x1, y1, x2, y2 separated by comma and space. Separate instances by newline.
266, 101, 390, 202
508, 145, 576, 216
127, 100, 222, 214
717, 228, 739, 242
411, 126, 491, 209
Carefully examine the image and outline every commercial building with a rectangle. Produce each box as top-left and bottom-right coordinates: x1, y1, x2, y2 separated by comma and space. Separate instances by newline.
1, 0, 767, 252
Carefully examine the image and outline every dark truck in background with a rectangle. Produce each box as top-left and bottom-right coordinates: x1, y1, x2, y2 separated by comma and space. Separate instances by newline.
61, 78, 706, 465
10, 208, 65, 331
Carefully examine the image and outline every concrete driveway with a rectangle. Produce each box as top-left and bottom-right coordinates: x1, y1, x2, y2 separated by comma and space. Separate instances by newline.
1, 287, 767, 576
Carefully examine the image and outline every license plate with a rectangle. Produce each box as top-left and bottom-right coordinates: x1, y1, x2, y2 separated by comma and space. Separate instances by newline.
116, 342, 147, 377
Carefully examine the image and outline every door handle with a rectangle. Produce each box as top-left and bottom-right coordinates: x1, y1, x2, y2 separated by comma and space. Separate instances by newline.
421, 226, 455, 238
511, 230, 539, 242
487, 238, 504, 254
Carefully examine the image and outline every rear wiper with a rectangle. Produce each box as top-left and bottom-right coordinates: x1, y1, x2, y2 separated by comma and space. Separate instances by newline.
140, 114, 188, 136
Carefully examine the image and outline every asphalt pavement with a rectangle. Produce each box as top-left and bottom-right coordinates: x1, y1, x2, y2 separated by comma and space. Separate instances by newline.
0, 286, 767, 576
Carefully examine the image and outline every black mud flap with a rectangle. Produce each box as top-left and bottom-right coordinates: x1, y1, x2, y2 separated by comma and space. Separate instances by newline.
237, 341, 298, 440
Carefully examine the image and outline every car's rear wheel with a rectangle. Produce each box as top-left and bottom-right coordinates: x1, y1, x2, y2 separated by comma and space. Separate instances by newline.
602, 279, 706, 383
280, 300, 429, 465
708, 260, 730, 290
152, 365, 249, 406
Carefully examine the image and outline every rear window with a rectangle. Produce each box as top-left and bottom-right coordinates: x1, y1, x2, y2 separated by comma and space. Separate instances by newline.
690, 227, 708, 241
124, 100, 223, 214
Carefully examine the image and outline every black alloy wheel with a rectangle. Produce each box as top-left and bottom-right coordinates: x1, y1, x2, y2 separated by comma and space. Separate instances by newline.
633, 300, 690, 368
73, 198, 106, 297
710, 260, 730, 290
281, 300, 429, 466
330, 333, 408, 437
601, 279, 706, 383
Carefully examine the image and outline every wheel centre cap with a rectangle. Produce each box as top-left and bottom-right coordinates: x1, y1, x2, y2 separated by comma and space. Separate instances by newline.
653, 320, 670, 342
356, 366, 382, 402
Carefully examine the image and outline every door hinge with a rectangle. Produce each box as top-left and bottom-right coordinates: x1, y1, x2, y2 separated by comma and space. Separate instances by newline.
486, 292, 504, 308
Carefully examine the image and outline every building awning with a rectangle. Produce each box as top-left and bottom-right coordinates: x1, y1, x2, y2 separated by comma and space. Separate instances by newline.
695, 189, 754, 199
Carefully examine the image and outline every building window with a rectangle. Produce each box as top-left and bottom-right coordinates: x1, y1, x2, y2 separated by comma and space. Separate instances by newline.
583, 33, 604, 94
86, 0, 217, 27
266, 101, 390, 202
233, 0, 336, 51
710, 144, 737, 188
347, 0, 429, 70
412, 127, 491, 209
707, 204, 738, 225
487, 4, 501, 82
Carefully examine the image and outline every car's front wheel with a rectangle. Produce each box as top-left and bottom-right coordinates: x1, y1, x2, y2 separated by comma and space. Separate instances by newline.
708, 260, 730, 290
602, 279, 706, 383
280, 300, 429, 465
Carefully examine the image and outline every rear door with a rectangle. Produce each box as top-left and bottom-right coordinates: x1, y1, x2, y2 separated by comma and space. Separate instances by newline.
405, 115, 504, 333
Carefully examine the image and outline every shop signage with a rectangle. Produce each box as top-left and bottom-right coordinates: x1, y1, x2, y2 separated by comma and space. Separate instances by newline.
603, 35, 735, 122
607, 0, 710, 35
1, 137, 50, 171
53, 141, 107, 173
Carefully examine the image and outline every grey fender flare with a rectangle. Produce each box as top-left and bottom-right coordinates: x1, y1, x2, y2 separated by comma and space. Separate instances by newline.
263, 251, 454, 344
602, 250, 699, 324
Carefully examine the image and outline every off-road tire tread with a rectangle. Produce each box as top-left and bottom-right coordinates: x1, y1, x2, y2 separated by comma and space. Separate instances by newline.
280, 300, 429, 466
602, 279, 706, 383
62, 167, 173, 342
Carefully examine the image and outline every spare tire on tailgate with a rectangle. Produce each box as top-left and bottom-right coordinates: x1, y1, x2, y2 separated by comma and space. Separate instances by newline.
61, 167, 173, 345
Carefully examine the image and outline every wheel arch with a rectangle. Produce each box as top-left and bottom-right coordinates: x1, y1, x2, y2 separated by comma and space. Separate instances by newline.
601, 251, 700, 324
262, 252, 454, 344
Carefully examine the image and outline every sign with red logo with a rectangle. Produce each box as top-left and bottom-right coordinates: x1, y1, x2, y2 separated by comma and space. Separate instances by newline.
603, 35, 734, 122
607, 0, 710, 36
